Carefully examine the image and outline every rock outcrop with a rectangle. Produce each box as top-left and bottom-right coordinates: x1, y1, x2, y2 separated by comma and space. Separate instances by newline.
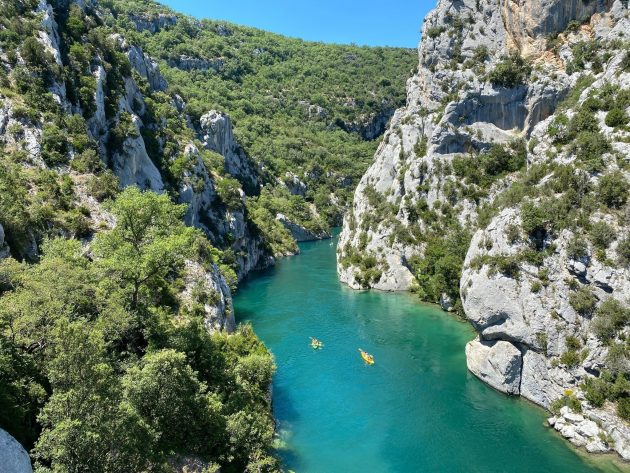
129, 13, 177, 33
199, 111, 259, 193
180, 261, 235, 333
338, 104, 395, 141
338, 0, 630, 459
168, 55, 225, 72
124, 44, 168, 92
0, 428, 32, 473
466, 338, 522, 395
276, 213, 331, 242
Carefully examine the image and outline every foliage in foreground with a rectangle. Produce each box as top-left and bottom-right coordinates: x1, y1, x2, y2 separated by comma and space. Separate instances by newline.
0, 188, 278, 472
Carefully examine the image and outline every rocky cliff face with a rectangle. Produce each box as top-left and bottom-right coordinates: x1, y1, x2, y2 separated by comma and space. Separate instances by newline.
198, 111, 259, 193
339, 0, 630, 459
0, 0, 254, 331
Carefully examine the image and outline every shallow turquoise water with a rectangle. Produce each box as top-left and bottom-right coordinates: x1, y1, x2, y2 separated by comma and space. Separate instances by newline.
234, 233, 619, 473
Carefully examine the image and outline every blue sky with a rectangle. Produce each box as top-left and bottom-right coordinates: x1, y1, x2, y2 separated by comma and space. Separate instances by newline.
157, 0, 436, 48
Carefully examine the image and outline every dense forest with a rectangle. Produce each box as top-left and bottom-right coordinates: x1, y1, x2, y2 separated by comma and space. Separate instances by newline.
107, 0, 417, 229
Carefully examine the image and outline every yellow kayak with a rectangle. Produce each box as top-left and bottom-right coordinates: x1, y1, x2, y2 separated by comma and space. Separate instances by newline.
310, 337, 323, 349
359, 348, 374, 365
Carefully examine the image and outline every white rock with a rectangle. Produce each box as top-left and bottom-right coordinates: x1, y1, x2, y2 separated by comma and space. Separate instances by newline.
466, 338, 522, 395
0, 428, 32, 473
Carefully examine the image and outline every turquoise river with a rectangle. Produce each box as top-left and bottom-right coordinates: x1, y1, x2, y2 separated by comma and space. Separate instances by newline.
234, 232, 625, 473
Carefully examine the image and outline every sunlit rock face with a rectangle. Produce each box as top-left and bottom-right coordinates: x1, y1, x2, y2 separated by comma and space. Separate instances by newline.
338, 0, 630, 459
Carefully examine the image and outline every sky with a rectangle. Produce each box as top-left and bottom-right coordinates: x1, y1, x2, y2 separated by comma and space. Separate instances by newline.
157, 0, 436, 48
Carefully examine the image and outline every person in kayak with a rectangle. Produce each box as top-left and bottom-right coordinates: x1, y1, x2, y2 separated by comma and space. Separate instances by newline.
359, 348, 374, 365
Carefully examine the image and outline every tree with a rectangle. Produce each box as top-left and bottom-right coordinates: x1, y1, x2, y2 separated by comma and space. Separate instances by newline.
0, 239, 98, 358
122, 349, 224, 454
92, 187, 200, 310
489, 53, 531, 88
597, 171, 628, 209
34, 320, 152, 473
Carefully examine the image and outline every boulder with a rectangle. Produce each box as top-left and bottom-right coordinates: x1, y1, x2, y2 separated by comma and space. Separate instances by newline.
0, 428, 32, 473
466, 338, 522, 395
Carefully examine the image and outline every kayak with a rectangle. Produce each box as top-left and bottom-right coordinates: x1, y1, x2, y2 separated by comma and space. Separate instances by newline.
310, 337, 323, 349
359, 348, 374, 365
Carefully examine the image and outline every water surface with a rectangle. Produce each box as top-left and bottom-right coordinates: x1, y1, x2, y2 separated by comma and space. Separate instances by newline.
235, 233, 622, 472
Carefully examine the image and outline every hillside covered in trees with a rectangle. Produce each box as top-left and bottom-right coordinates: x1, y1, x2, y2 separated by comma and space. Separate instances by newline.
108, 0, 417, 229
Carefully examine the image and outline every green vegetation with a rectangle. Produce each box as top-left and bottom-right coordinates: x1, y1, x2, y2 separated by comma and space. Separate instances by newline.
597, 171, 628, 209
569, 287, 597, 317
551, 390, 582, 414
452, 141, 526, 191
0, 188, 277, 472
488, 53, 531, 88
411, 226, 471, 305
605, 107, 628, 128
105, 0, 416, 225
591, 298, 630, 344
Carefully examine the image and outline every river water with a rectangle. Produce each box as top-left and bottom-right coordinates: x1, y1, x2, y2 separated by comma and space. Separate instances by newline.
234, 232, 622, 472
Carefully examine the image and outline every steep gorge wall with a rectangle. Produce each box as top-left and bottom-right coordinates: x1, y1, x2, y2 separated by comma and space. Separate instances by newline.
338, 0, 630, 459
0, 0, 260, 332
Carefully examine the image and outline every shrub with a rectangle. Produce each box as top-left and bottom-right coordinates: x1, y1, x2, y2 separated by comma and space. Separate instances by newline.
591, 316, 616, 343
531, 280, 542, 293
472, 45, 489, 64
41, 124, 69, 167
560, 350, 581, 368
86, 171, 120, 202
426, 26, 445, 39
618, 397, 630, 421
520, 202, 548, 243
505, 224, 520, 244
589, 221, 615, 249
569, 287, 597, 317
582, 377, 608, 407
479, 141, 526, 176
108, 112, 139, 153
536, 332, 548, 353
551, 393, 582, 414
597, 171, 628, 209
617, 236, 630, 266
565, 335, 582, 351
573, 132, 610, 173
414, 136, 428, 157
488, 53, 531, 88
569, 107, 598, 136
606, 343, 630, 376
216, 177, 243, 210
599, 298, 629, 329
567, 395, 582, 413
566, 235, 588, 260
605, 108, 628, 128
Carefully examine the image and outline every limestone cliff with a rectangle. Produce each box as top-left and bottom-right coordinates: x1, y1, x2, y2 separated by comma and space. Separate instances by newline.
338, 0, 630, 459
0, 0, 247, 331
